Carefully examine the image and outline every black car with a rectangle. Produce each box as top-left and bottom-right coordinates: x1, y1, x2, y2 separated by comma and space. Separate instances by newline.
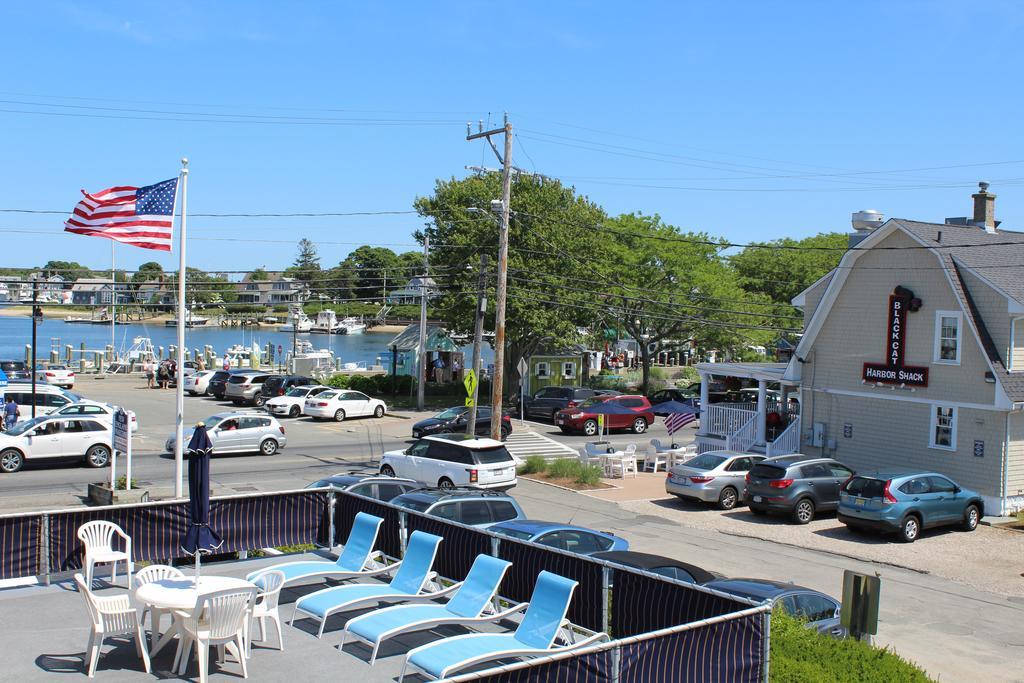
744, 455, 855, 524
305, 474, 420, 501
0, 360, 31, 382
260, 374, 315, 399
592, 550, 720, 584
412, 406, 512, 441
524, 386, 602, 421
207, 369, 241, 400
648, 387, 700, 407
702, 578, 845, 637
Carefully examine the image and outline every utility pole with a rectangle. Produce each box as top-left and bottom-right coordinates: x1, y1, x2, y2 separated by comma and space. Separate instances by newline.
466, 113, 512, 440
466, 254, 488, 435
416, 235, 429, 411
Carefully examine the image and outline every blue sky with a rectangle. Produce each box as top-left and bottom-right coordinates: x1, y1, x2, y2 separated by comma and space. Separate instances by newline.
3, 1, 1023, 276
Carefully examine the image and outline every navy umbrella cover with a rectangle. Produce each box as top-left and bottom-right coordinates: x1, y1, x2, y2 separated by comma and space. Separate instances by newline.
583, 400, 636, 415
181, 423, 223, 555
651, 399, 699, 416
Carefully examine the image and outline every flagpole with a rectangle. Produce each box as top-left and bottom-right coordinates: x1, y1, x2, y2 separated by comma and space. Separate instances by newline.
110, 240, 116, 357
174, 158, 189, 499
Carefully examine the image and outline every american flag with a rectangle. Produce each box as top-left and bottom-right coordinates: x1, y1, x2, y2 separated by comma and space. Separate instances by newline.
664, 410, 697, 434
64, 178, 179, 251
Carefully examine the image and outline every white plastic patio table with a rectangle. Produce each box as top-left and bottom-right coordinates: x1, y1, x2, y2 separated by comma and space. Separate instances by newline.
600, 452, 627, 478
134, 575, 255, 656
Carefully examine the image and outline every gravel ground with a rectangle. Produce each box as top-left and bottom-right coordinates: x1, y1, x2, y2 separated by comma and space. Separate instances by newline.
615, 495, 1024, 598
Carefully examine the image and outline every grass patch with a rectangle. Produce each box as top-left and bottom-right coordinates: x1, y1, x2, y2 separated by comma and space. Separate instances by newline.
518, 455, 548, 475
574, 463, 603, 486
770, 610, 932, 682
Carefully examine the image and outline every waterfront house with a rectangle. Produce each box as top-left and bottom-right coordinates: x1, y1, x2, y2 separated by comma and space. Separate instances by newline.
235, 273, 304, 306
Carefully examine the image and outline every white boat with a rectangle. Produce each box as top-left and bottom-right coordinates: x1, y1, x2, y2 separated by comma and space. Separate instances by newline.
310, 310, 344, 334
126, 337, 156, 363
165, 310, 210, 327
288, 345, 336, 376
279, 307, 313, 333
339, 316, 367, 334
217, 343, 260, 369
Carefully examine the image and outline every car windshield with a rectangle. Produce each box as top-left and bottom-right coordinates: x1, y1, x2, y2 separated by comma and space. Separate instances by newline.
1, 362, 26, 371
749, 463, 787, 480
285, 387, 309, 397
7, 416, 49, 435
535, 388, 568, 399
63, 391, 83, 402
578, 397, 610, 408
395, 496, 432, 512
493, 527, 535, 541
436, 408, 464, 420
227, 375, 249, 384
685, 454, 728, 470
473, 446, 514, 464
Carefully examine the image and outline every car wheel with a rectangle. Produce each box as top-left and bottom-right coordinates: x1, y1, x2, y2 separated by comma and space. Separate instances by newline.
334, 409, 346, 422
85, 445, 111, 468
380, 465, 395, 477
260, 439, 278, 456
288, 405, 301, 418
717, 486, 739, 510
438, 477, 455, 491
204, 387, 212, 396
253, 394, 265, 407
792, 498, 815, 525
0, 449, 24, 473
961, 504, 980, 532
899, 514, 920, 543
374, 405, 385, 418
187, 391, 197, 396
632, 417, 648, 434
582, 419, 598, 436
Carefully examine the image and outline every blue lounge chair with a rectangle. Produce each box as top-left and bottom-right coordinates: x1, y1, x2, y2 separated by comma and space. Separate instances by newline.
341, 554, 517, 664
399, 570, 607, 682
246, 512, 392, 587
292, 531, 444, 638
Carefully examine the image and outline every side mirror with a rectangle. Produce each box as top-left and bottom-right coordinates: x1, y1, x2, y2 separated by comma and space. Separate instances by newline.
953, 486, 961, 494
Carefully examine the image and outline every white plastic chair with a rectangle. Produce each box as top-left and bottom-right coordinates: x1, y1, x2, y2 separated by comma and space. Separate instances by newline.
133, 564, 185, 651
642, 446, 667, 473
77, 521, 133, 588
249, 570, 285, 655
649, 438, 668, 453
174, 587, 258, 683
615, 445, 638, 479
578, 448, 600, 467
74, 573, 150, 678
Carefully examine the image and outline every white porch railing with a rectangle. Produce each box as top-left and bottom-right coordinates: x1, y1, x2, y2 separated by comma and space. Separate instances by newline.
766, 420, 801, 457
726, 413, 758, 453
703, 405, 757, 437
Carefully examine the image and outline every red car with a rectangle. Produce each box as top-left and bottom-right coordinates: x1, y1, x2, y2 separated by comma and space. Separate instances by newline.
554, 395, 655, 436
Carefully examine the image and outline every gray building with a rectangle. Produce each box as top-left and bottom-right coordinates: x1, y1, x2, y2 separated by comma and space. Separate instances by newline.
235, 273, 303, 305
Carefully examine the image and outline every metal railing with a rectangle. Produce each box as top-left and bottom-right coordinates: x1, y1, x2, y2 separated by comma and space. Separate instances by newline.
726, 412, 759, 453
702, 404, 757, 437
767, 419, 801, 457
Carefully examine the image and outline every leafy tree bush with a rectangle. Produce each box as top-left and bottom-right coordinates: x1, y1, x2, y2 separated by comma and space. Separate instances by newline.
770, 610, 932, 682
326, 374, 350, 389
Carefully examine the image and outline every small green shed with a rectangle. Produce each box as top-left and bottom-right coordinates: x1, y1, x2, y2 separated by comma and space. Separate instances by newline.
524, 353, 587, 395
388, 324, 463, 382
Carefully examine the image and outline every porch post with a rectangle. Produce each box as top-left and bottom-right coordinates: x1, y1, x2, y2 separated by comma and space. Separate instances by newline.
756, 378, 767, 444
698, 372, 709, 427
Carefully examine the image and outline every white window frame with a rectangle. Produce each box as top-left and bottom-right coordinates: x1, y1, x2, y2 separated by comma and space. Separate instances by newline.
933, 310, 962, 365
928, 404, 957, 451
535, 362, 549, 378
1009, 317, 1024, 372
562, 361, 576, 379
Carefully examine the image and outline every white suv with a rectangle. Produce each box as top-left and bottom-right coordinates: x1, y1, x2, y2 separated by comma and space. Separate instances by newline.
380, 434, 517, 490
0, 415, 113, 473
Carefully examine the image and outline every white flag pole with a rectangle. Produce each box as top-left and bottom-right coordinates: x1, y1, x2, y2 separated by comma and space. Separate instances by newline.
174, 158, 189, 499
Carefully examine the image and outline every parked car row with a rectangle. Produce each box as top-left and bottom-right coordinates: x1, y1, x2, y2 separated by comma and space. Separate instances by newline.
666, 450, 984, 543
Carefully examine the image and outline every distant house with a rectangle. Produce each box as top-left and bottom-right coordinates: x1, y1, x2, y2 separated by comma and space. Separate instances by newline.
388, 276, 438, 304
387, 324, 462, 380
70, 278, 113, 306
0, 276, 31, 302
235, 274, 303, 305
134, 279, 176, 307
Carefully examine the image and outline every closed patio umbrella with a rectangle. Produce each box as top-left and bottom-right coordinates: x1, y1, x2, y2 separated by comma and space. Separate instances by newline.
181, 422, 223, 582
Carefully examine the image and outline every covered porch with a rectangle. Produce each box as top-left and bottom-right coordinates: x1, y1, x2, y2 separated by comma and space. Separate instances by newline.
695, 362, 801, 457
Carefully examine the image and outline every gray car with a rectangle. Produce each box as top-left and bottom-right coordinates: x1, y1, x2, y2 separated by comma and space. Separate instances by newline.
165, 411, 287, 456
666, 451, 765, 510
702, 578, 845, 638
224, 372, 276, 406
745, 454, 854, 524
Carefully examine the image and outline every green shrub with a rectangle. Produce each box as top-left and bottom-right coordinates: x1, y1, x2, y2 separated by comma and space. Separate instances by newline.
224, 304, 266, 314
574, 464, 603, 486
326, 374, 350, 389
675, 366, 699, 384
519, 455, 548, 475
770, 610, 932, 682
547, 458, 582, 479
347, 374, 378, 394
114, 476, 137, 491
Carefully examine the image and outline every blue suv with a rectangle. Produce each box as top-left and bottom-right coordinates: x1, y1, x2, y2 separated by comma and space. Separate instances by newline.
838, 471, 983, 543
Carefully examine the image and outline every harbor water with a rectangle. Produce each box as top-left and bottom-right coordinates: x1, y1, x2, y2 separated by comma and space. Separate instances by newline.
0, 316, 493, 369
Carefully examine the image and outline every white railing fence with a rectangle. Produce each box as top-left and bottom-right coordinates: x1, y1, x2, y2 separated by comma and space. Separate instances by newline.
703, 405, 757, 437
726, 413, 758, 453
766, 420, 801, 457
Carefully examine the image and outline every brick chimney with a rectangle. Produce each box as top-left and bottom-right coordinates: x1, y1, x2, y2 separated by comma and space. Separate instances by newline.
972, 181, 997, 233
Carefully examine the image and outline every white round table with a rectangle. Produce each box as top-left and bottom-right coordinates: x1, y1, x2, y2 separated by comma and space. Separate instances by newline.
135, 576, 255, 656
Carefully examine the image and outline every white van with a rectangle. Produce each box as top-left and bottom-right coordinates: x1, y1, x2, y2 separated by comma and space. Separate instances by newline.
2, 383, 84, 419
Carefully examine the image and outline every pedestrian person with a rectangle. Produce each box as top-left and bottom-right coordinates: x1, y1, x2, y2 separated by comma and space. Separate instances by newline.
196, 355, 205, 372
145, 359, 155, 389
4, 397, 19, 430
451, 357, 461, 381
432, 356, 446, 383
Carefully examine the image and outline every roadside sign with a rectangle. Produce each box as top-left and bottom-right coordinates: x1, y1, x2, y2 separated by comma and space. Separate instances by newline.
841, 569, 881, 639
0, 368, 8, 389
463, 368, 477, 397
517, 357, 528, 376
465, 396, 475, 407
113, 408, 130, 453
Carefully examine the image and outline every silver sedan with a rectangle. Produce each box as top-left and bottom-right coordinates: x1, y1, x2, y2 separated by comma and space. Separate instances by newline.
666, 451, 765, 510
165, 412, 287, 456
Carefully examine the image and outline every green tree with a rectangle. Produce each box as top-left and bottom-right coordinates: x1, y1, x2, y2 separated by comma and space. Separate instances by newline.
132, 261, 164, 282
166, 268, 236, 306
337, 246, 399, 301
41, 260, 92, 282
250, 268, 270, 281
602, 213, 776, 393
729, 232, 847, 305
414, 173, 609, 397
286, 238, 322, 291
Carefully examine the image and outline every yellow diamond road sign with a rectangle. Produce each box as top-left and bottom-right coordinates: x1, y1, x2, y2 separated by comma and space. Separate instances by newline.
465, 397, 475, 407
463, 369, 477, 396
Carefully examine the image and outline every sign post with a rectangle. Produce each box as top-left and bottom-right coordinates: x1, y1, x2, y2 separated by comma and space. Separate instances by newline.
840, 569, 881, 642
113, 407, 131, 491
517, 357, 528, 426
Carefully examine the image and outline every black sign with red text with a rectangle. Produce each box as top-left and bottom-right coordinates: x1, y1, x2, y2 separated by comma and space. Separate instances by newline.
862, 291, 929, 387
